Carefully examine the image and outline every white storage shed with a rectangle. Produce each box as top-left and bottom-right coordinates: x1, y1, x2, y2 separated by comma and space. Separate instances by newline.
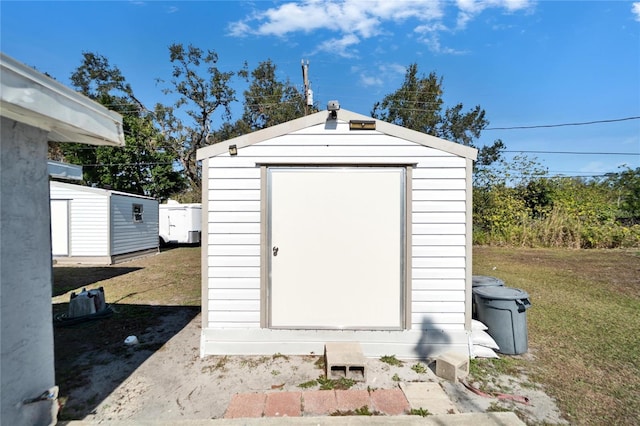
196, 108, 477, 359
50, 181, 159, 264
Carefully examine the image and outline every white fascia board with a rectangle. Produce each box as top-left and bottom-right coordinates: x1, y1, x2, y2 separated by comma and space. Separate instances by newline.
196, 109, 477, 161
0, 53, 125, 147
375, 119, 478, 160
196, 111, 332, 160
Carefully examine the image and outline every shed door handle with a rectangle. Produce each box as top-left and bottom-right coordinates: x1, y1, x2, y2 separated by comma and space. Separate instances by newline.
273, 246, 279, 256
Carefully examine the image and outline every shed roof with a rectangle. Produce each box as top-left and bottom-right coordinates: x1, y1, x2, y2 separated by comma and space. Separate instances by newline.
50, 181, 156, 201
197, 108, 477, 161
0, 53, 125, 147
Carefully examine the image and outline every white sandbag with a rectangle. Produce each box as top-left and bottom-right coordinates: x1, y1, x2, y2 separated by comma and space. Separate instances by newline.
472, 344, 500, 359
471, 319, 488, 331
471, 330, 500, 350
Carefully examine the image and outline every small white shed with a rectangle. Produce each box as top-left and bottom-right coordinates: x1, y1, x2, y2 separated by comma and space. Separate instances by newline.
196, 108, 477, 359
50, 181, 159, 264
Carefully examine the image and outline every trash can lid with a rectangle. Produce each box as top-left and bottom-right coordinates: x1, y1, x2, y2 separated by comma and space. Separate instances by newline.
472, 275, 505, 287
473, 286, 530, 300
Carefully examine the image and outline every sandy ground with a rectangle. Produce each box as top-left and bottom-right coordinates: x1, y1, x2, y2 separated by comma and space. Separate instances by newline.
57, 310, 567, 424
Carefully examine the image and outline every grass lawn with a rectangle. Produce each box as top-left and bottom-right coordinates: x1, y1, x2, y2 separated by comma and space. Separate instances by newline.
52, 246, 639, 425
474, 246, 640, 426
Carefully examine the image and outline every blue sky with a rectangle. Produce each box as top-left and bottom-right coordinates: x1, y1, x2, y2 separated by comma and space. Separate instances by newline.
2, 0, 639, 177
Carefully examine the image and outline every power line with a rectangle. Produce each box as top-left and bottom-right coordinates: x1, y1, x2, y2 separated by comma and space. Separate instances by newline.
504, 150, 639, 156
82, 162, 173, 167
486, 116, 640, 130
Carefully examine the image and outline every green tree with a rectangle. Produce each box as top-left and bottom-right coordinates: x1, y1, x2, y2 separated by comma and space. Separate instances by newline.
605, 166, 640, 224
473, 155, 548, 244
51, 52, 185, 199
241, 60, 309, 131
154, 44, 240, 192
371, 63, 504, 165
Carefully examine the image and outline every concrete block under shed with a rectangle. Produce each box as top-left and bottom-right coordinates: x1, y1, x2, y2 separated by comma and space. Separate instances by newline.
435, 351, 469, 382
324, 342, 366, 382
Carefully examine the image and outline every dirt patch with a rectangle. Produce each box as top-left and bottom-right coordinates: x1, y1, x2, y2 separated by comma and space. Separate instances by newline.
55, 309, 566, 424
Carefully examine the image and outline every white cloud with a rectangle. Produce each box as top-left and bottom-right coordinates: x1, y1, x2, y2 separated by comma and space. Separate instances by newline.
379, 63, 407, 76
414, 22, 467, 54
228, 0, 444, 39
228, 0, 534, 54
633, 2, 640, 22
455, 0, 534, 29
360, 74, 384, 87
228, 20, 252, 38
353, 62, 407, 88
315, 34, 361, 58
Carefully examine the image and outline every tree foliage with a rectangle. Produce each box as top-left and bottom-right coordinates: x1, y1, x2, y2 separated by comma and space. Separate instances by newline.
473, 158, 640, 248
371, 63, 504, 165
209, 59, 310, 142
604, 166, 640, 223
154, 44, 240, 191
241, 60, 309, 130
50, 52, 184, 199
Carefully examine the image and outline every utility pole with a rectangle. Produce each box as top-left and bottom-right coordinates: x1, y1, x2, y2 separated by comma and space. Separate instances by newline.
301, 59, 312, 115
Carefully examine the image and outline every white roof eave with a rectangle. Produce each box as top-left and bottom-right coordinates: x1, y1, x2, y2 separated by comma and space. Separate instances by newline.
196, 109, 478, 161
0, 53, 125, 147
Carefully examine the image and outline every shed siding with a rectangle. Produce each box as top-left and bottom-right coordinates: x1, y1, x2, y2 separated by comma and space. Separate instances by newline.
49, 183, 109, 256
205, 124, 468, 332
110, 194, 159, 255
50, 182, 159, 261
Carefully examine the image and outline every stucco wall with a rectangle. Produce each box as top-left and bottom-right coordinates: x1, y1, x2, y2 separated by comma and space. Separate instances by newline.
1, 117, 57, 425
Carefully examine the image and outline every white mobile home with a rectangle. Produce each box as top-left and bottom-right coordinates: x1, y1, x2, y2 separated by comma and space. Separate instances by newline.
196, 107, 477, 359
159, 200, 202, 245
50, 181, 159, 264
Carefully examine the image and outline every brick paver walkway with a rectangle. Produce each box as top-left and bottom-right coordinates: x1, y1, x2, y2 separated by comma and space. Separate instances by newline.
224, 388, 410, 418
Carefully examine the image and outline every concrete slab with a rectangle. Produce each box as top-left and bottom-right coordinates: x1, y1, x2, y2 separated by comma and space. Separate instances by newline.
263, 392, 301, 417
400, 382, 458, 415
325, 342, 366, 381
224, 393, 265, 418
369, 388, 410, 415
301, 390, 337, 416
64, 411, 527, 425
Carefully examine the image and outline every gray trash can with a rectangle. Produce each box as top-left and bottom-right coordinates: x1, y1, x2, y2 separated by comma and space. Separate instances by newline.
472, 275, 505, 319
473, 286, 531, 355
472, 275, 505, 288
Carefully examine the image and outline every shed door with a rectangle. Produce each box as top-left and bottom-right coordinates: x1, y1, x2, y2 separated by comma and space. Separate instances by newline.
51, 199, 69, 256
268, 167, 405, 329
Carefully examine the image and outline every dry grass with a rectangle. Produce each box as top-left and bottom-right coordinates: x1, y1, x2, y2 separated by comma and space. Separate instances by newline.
53, 246, 201, 306
474, 247, 640, 425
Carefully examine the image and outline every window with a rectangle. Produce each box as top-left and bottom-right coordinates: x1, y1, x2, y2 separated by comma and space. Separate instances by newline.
132, 204, 144, 222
